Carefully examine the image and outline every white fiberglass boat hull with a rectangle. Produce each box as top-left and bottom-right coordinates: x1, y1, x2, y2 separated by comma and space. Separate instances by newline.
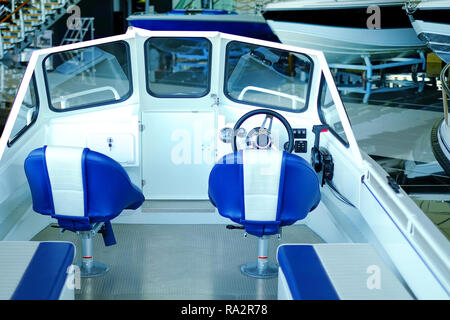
266, 20, 425, 64
414, 21, 450, 63
406, 0, 450, 63
263, 0, 426, 64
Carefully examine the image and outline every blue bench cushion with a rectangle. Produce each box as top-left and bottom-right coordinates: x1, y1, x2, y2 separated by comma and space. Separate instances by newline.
277, 244, 413, 300
278, 245, 339, 300
0, 241, 75, 300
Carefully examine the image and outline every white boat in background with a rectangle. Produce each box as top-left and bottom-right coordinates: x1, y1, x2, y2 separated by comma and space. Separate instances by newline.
263, 0, 426, 64
127, 9, 280, 42
405, 0, 450, 176
406, 0, 450, 63
430, 62, 450, 177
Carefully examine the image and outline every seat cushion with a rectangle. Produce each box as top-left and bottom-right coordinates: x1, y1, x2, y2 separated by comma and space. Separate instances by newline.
0, 241, 75, 300
278, 244, 339, 300
277, 244, 413, 300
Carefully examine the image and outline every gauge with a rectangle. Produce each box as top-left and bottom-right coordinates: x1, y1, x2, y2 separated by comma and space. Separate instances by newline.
236, 127, 247, 138
219, 127, 233, 143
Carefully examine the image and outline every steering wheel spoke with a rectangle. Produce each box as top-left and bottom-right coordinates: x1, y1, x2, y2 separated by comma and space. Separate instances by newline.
261, 114, 274, 132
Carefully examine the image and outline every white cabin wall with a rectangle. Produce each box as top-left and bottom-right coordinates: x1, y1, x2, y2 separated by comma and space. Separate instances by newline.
304, 200, 355, 243
0, 123, 49, 240
0, 53, 52, 240
2, 208, 52, 241
45, 103, 141, 186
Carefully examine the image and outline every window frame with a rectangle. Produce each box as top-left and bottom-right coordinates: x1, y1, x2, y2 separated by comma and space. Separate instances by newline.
144, 37, 213, 99
43, 40, 133, 113
7, 73, 40, 147
317, 74, 350, 148
223, 40, 314, 113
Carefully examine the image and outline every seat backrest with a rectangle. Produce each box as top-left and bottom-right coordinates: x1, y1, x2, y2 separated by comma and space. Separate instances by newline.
242, 149, 283, 222
208, 149, 320, 236
24, 145, 144, 229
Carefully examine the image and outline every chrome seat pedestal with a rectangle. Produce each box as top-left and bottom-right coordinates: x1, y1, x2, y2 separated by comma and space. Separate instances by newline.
76, 222, 110, 277
241, 235, 278, 279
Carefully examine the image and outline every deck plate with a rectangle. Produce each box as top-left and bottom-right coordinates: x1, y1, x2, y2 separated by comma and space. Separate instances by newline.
32, 223, 323, 300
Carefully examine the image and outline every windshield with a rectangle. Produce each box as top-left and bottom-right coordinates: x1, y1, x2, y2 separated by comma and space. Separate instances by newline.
318, 75, 349, 146
43, 41, 132, 111
224, 41, 312, 112
145, 37, 211, 97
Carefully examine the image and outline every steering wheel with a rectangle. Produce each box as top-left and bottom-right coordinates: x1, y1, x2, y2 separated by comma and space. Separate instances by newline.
232, 109, 294, 153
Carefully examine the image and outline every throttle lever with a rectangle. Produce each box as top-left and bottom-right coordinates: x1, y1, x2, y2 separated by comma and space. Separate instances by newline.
311, 124, 329, 172
311, 124, 334, 186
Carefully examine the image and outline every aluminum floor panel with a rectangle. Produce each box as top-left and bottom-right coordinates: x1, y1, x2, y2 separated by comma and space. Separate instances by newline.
32, 224, 323, 300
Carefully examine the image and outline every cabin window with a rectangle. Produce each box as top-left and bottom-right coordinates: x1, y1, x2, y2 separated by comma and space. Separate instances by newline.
224, 41, 312, 112
43, 41, 132, 111
318, 75, 349, 146
145, 37, 211, 97
7, 73, 39, 146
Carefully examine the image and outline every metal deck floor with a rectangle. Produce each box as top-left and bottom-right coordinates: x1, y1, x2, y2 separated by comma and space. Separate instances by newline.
32, 224, 323, 300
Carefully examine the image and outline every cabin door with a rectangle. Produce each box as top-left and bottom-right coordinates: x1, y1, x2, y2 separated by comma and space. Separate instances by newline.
141, 111, 215, 200
141, 37, 216, 200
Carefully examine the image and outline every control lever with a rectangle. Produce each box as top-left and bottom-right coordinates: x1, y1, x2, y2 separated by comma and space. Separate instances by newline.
311, 125, 334, 186
311, 124, 328, 172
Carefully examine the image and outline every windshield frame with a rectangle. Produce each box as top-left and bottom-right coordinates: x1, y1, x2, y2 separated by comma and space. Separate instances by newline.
6, 73, 40, 147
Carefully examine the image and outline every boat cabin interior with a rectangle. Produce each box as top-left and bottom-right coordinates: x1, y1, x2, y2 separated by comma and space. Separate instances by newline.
0, 27, 448, 300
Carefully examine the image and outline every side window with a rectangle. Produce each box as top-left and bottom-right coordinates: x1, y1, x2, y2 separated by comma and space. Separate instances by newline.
44, 41, 132, 111
225, 41, 312, 112
145, 37, 211, 97
318, 75, 349, 146
8, 74, 39, 146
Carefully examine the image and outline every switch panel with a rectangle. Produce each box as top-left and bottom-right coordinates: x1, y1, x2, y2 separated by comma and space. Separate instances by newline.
293, 128, 307, 139
295, 140, 307, 153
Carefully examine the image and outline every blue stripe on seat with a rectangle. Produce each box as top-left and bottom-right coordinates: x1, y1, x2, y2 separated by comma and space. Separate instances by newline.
277, 245, 339, 300
11, 242, 75, 300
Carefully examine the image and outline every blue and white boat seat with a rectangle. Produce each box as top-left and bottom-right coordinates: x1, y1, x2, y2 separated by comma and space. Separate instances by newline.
0, 241, 75, 300
209, 149, 320, 236
277, 244, 413, 300
24, 145, 144, 235
24, 145, 145, 276
209, 149, 320, 278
